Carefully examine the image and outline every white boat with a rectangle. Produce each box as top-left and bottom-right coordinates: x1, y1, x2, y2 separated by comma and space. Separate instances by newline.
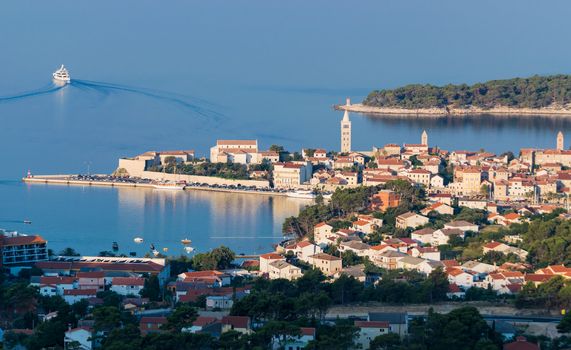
184, 246, 194, 253
181, 238, 192, 245
152, 249, 160, 257
52, 64, 71, 83
152, 181, 185, 190
287, 190, 316, 199
133, 237, 144, 244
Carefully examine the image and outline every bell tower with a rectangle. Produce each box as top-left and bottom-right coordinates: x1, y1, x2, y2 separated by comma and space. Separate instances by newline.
421, 130, 428, 146
340, 110, 352, 153
557, 131, 564, 150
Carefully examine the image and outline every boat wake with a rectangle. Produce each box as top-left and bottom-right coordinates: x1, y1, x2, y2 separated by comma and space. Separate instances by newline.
0, 79, 224, 123
0, 83, 66, 102
71, 80, 223, 121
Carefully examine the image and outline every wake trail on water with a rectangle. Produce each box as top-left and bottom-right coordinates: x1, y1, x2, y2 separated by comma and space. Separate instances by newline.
72, 80, 223, 121
0, 83, 66, 102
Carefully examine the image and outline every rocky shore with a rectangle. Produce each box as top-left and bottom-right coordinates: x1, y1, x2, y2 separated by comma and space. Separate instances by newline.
335, 103, 571, 117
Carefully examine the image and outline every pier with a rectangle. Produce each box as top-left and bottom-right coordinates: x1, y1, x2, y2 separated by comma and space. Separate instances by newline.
22, 175, 290, 197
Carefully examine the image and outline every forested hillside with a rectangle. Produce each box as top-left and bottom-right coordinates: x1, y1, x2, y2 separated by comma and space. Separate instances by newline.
364, 75, 571, 109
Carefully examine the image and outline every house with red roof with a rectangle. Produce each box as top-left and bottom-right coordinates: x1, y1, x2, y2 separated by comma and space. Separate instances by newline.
354, 321, 391, 349
177, 270, 231, 287
259, 253, 285, 274
503, 336, 540, 350
313, 222, 334, 245
446, 283, 465, 299
37, 276, 77, 297
447, 269, 475, 288
77, 271, 106, 291
285, 241, 322, 263
221, 316, 251, 334
63, 289, 98, 305
0, 232, 48, 267
110, 277, 145, 296
421, 202, 454, 216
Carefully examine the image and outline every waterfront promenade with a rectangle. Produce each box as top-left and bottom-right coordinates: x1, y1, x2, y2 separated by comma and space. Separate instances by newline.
22, 174, 290, 197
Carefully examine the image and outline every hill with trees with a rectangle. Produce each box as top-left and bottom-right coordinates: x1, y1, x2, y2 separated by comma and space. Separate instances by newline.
362, 75, 571, 111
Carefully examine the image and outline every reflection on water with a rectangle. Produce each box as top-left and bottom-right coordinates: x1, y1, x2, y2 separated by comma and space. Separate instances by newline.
356, 113, 571, 152
115, 187, 305, 255
362, 113, 571, 130
0, 183, 306, 256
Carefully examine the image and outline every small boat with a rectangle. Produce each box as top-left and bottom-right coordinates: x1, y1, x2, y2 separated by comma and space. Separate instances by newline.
133, 237, 144, 244
163, 247, 169, 252
152, 249, 160, 257
181, 238, 192, 245
150, 243, 155, 250
286, 190, 316, 199
129, 251, 137, 257
23, 220, 32, 224
52, 64, 71, 83
184, 246, 194, 253
152, 181, 185, 190
112, 242, 119, 251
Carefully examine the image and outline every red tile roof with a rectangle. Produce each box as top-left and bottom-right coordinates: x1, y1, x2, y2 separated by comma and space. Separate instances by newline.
221, 316, 250, 329
112, 277, 145, 286
1, 235, 46, 246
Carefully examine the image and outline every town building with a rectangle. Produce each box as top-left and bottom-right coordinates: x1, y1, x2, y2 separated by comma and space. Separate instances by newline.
209, 140, 259, 164
307, 253, 342, 275
370, 190, 401, 211
395, 212, 429, 229
0, 231, 48, 267
340, 110, 351, 153
272, 162, 313, 189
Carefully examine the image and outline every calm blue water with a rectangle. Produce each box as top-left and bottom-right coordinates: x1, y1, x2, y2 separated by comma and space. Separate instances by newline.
1, 0, 571, 254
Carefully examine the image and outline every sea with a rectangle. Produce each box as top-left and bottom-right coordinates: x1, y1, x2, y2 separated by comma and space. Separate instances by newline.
1, 0, 571, 256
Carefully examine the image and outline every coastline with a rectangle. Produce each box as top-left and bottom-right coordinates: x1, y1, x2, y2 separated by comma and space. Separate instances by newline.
22, 175, 290, 197
335, 103, 571, 117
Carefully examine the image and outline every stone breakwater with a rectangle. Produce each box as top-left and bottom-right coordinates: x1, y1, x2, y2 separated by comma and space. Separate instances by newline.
335, 103, 571, 117
22, 175, 289, 197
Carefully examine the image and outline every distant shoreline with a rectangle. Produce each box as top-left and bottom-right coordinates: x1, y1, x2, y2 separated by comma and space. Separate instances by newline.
335, 103, 571, 117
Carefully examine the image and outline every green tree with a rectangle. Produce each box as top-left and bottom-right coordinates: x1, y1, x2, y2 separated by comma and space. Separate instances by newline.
164, 304, 198, 332
57, 247, 80, 256
370, 333, 401, 350
558, 312, 571, 333
93, 306, 122, 333
141, 275, 161, 301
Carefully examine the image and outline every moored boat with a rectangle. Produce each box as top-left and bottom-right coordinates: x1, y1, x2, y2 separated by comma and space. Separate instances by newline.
184, 246, 194, 253
133, 237, 144, 244
181, 238, 191, 245
286, 190, 316, 199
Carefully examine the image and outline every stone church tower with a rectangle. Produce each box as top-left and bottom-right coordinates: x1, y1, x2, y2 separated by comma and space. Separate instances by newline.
340, 110, 352, 153
421, 130, 428, 146
557, 131, 564, 150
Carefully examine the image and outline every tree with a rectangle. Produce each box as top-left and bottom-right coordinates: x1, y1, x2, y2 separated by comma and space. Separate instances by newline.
269, 144, 285, 153
58, 247, 80, 256
93, 306, 121, 333
558, 312, 571, 333
191, 246, 235, 271
164, 304, 198, 331
141, 275, 161, 301
370, 333, 401, 350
